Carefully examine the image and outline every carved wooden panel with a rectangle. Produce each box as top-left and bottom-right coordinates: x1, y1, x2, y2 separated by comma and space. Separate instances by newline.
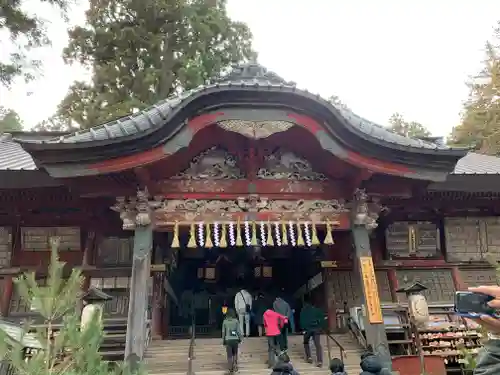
0, 227, 12, 268
385, 221, 440, 259
96, 237, 133, 266
484, 217, 500, 258
325, 271, 362, 307
21, 227, 81, 251
102, 292, 129, 317
376, 271, 393, 302
445, 218, 482, 262
396, 270, 455, 303
460, 269, 497, 287
9, 279, 46, 315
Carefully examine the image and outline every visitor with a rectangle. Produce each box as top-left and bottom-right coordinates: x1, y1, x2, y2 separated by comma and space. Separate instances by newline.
263, 307, 288, 367
269, 352, 300, 375
273, 294, 292, 350
253, 292, 268, 337
299, 297, 325, 367
234, 288, 252, 337
468, 285, 500, 375
359, 351, 391, 375
222, 308, 242, 374
329, 358, 348, 375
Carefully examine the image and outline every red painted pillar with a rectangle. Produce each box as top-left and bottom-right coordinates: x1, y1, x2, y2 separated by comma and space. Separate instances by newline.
387, 269, 399, 302
451, 266, 465, 290
323, 269, 338, 332
151, 273, 164, 339
1, 276, 13, 316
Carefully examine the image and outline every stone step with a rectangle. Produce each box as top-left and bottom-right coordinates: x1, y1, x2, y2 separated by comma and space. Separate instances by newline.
145, 336, 363, 374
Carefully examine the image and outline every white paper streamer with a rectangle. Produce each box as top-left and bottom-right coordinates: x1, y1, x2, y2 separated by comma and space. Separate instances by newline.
304, 222, 312, 247
288, 221, 296, 246
197, 222, 204, 247
244, 221, 251, 246
260, 221, 267, 246
274, 222, 282, 247
229, 222, 236, 246
213, 222, 220, 247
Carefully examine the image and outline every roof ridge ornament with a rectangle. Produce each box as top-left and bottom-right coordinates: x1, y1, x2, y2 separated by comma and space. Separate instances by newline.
218, 60, 296, 86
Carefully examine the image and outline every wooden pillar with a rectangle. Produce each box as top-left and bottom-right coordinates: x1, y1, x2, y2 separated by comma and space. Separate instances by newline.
151, 272, 164, 339
0, 276, 13, 316
451, 266, 465, 290
387, 269, 399, 302
351, 189, 392, 370
119, 190, 154, 364
323, 269, 338, 332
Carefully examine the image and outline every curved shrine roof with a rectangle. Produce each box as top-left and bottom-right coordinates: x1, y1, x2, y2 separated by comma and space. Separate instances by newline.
19, 63, 462, 155
11, 62, 470, 181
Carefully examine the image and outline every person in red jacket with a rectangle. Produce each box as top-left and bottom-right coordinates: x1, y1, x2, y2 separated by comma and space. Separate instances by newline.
263, 307, 288, 367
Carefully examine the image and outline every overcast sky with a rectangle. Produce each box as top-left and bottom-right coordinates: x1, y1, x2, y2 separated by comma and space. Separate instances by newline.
1, 0, 500, 136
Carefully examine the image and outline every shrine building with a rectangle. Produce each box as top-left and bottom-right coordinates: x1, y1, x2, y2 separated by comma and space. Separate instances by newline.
1, 62, 499, 364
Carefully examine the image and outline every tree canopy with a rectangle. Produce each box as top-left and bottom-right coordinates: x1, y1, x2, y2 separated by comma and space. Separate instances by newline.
44, 0, 256, 130
449, 23, 500, 154
387, 112, 431, 138
0, 106, 23, 133
0, 0, 70, 87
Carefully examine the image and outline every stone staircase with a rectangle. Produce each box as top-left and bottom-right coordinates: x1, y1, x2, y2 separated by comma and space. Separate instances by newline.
145, 333, 364, 375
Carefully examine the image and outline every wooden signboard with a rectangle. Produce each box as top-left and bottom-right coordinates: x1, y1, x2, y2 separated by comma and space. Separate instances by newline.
320, 261, 338, 268
359, 257, 383, 324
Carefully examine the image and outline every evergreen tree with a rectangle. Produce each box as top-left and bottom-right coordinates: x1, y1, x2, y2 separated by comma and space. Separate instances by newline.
0, 0, 71, 87
53, 0, 256, 129
388, 113, 431, 138
0, 106, 23, 133
449, 22, 500, 154
0, 241, 143, 375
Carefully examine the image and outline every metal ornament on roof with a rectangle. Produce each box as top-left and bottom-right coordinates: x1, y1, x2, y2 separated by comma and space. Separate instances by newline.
217, 61, 296, 86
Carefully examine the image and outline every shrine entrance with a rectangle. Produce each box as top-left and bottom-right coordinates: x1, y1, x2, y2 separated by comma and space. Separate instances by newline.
163, 237, 325, 338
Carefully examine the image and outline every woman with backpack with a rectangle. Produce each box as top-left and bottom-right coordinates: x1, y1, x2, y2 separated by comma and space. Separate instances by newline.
222, 308, 243, 373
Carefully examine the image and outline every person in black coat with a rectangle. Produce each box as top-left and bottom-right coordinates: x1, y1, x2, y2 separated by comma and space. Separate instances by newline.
270, 352, 300, 375
329, 358, 348, 375
359, 352, 391, 375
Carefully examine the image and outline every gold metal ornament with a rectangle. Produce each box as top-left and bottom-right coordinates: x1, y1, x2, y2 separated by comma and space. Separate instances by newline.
171, 221, 180, 248
187, 223, 197, 248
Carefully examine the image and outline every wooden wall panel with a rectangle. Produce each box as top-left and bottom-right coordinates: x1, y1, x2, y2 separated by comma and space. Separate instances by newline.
445, 218, 482, 261
460, 268, 497, 287
395, 269, 455, 303
0, 227, 12, 268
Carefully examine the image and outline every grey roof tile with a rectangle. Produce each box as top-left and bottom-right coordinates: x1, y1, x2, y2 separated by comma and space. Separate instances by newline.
18, 63, 463, 154
0, 136, 37, 170
452, 152, 500, 174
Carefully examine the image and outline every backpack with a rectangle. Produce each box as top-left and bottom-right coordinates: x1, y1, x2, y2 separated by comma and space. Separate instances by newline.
225, 319, 240, 343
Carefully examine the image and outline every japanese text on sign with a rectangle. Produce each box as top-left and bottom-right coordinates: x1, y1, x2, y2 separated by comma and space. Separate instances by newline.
360, 257, 383, 324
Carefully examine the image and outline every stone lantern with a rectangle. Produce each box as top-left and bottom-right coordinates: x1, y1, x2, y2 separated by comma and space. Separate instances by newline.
80, 287, 113, 331
396, 282, 429, 326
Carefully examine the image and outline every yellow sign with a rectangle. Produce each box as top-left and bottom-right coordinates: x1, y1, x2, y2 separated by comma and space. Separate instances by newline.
359, 257, 383, 324
320, 261, 338, 268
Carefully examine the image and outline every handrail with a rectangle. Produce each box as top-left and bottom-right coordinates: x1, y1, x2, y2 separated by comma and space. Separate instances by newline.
325, 330, 347, 362
347, 316, 368, 349
187, 306, 196, 375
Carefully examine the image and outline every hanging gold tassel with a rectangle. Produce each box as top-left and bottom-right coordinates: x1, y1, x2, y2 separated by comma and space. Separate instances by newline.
281, 221, 288, 245
235, 218, 243, 247
311, 222, 320, 245
205, 223, 213, 248
323, 219, 334, 245
266, 221, 275, 246
250, 221, 258, 246
171, 221, 180, 248
219, 223, 228, 248
296, 222, 305, 246
187, 223, 197, 248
